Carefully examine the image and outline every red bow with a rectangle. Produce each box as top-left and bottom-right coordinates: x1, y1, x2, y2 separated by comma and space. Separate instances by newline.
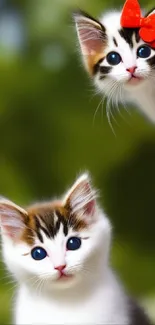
120, 0, 155, 48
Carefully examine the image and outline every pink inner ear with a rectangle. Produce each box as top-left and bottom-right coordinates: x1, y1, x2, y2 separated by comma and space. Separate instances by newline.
85, 199, 95, 215
0, 207, 25, 240
1, 225, 22, 239
77, 22, 104, 55
84, 183, 95, 215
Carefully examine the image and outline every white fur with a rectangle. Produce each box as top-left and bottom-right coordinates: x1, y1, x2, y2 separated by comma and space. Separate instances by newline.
1, 174, 130, 324
75, 11, 155, 122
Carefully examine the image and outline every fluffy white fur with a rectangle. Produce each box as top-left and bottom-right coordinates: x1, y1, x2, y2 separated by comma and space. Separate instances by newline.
1, 174, 130, 324
74, 10, 155, 123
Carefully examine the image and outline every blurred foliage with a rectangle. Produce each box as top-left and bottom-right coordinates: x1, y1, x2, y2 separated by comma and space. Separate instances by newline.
0, 0, 155, 323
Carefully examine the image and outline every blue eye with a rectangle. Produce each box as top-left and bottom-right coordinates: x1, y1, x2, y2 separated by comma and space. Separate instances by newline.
137, 45, 151, 58
66, 237, 81, 251
31, 247, 47, 260
106, 52, 122, 65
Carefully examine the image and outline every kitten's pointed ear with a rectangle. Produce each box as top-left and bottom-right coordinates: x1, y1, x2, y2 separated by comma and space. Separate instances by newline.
64, 173, 97, 222
73, 11, 107, 75
0, 198, 28, 240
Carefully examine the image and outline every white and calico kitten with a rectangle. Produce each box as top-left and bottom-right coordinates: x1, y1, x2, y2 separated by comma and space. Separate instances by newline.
0, 173, 152, 324
73, 9, 155, 122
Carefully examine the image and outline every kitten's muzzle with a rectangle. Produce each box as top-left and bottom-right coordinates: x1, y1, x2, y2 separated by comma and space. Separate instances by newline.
126, 66, 143, 84
54, 264, 73, 280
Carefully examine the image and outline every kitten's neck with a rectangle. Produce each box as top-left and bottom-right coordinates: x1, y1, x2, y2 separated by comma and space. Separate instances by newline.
127, 80, 155, 122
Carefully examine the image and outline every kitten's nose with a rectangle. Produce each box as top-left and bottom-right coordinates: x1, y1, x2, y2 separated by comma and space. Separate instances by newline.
126, 66, 137, 74
54, 265, 66, 272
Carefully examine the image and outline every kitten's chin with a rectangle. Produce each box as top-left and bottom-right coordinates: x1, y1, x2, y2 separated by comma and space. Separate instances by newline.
46, 274, 80, 290
124, 76, 146, 89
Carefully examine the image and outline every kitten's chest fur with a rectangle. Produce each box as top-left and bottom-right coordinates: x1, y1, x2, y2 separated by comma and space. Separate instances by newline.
124, 80, 155, 122
15, 275, 129, 325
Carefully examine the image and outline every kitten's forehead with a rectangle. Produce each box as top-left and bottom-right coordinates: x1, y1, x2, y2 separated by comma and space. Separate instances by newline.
100, 11, 122, 37
100, 11, 140, 48
21, 202, 87, 246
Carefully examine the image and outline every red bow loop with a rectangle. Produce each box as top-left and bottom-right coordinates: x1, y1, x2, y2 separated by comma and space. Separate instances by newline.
120, 0, 141, 28
120, 0, 155, 48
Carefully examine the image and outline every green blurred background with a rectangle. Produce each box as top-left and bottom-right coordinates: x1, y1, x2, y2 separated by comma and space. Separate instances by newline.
0, 0, 155, 323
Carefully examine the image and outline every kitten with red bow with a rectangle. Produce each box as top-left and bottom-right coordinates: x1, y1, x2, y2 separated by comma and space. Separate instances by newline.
74, 0, 155, 123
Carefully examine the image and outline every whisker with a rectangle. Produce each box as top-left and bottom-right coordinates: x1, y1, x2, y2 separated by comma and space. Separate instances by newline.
116, 84, 131, 125
93, 97, 104, 126
106, 80, 120, 134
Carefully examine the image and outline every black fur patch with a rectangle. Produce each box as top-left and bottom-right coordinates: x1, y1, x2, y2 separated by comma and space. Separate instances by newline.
34, 216, 44, 243
128, 298, 153, 325
55, 210, 69, 237
93, 59, 111, 77
35, 211, 69, 241
119, 28, 140, 48
99, 66, 112, 79
113, 37, 118, 47
93, 58, 104, 74
147, 55, 155, 67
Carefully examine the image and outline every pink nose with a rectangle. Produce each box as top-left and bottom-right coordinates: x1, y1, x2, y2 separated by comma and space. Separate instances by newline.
54, 265, 66, 272
126, 66, 137, 74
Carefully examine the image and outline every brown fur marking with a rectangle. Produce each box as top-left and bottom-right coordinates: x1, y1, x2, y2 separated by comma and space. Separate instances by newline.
21, 200, 87, 245
87, 52, 106, 75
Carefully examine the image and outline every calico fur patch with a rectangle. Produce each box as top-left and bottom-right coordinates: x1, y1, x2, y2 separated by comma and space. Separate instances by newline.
22, 201, 87, 245
74, 11, 108, 75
